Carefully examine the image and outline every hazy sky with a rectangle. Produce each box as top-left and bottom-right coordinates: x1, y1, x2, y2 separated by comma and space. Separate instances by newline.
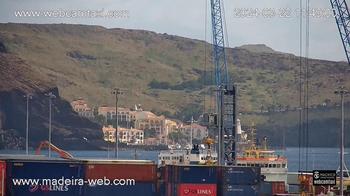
0, 0, 345, 61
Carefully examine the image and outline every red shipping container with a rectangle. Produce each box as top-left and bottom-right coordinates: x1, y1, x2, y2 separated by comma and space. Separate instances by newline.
177, 184, 217, 196
272, 182, 286, 195
85, 161, 157, 182
0, 161, 5, 196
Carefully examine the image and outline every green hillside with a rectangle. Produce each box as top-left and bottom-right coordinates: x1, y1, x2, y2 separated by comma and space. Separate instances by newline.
1, 23, 348, 115
0, 23, 349, 147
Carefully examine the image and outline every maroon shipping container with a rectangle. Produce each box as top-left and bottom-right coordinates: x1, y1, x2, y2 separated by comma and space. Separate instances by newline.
0, 161, 5, 196
84, 160, 157, 182
272, 182, 286, 195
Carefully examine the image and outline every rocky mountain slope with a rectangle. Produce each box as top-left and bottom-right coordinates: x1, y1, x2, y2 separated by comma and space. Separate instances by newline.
0, 52, 103, 150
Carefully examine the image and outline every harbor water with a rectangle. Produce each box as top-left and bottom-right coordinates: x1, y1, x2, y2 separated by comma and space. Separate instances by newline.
1, 147, 349, 172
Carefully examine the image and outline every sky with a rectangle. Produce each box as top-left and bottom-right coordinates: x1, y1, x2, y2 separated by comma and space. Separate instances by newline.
0, 0, 345, 62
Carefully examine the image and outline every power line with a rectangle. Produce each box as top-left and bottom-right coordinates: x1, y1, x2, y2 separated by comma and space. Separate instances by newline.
45, 92, 56, 158
24, 93, 33, 155
221, 0, 230, 49
305, 0, 310, 171
298, 0, 303, 173
204, 0, 208, 113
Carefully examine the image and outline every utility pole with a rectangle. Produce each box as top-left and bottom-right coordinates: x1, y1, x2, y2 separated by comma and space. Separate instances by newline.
335, 86, 349, 196
112, 88, 123, 159
24, 94, 32, 155
190, 116, 194, 147
45, 92, 56, 158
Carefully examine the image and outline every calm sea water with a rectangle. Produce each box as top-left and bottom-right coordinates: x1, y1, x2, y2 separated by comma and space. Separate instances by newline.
1, 148, 349, 172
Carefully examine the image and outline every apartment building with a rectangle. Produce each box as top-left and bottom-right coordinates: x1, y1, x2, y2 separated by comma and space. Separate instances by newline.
98, 106, 132, 122
102, 125, 144, 145
70, 98, 94, 119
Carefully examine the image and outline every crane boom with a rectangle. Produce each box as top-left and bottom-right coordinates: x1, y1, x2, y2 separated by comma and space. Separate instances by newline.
35, 141, 73, 159
210, 0, 229, 86
331, 0, 350, 64
209, 0, 236, 165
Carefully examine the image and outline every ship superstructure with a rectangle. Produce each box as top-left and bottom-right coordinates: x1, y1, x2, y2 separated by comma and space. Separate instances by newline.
158, 120, 288, 188
236, 122, 288, 185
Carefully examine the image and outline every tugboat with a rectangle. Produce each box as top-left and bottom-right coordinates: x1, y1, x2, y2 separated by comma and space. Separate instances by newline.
236, 123, 288, 190
236, 137, 288, 183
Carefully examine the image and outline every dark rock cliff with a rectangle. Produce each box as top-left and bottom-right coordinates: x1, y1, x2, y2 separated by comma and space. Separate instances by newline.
0, 53, 104, 150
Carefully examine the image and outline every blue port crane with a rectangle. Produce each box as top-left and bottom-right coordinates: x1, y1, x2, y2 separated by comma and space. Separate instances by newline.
210, 0, 229, 86
331, 0, 350, 64
330, 1, 350, 195
209, 0, 236, 165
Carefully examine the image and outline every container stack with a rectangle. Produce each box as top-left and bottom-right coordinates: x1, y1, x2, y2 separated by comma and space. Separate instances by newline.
83, 160, 157, 196
163, 165, 218, 196
219, 166, 261, 196
5, 159, 85, 196
0, 156, 267, 196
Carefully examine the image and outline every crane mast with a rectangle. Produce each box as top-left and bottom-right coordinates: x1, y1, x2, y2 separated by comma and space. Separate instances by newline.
330, 0, 350, 64
326, 1, 350, 195
330, 1, 350, 195
209, 0, 236, 165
